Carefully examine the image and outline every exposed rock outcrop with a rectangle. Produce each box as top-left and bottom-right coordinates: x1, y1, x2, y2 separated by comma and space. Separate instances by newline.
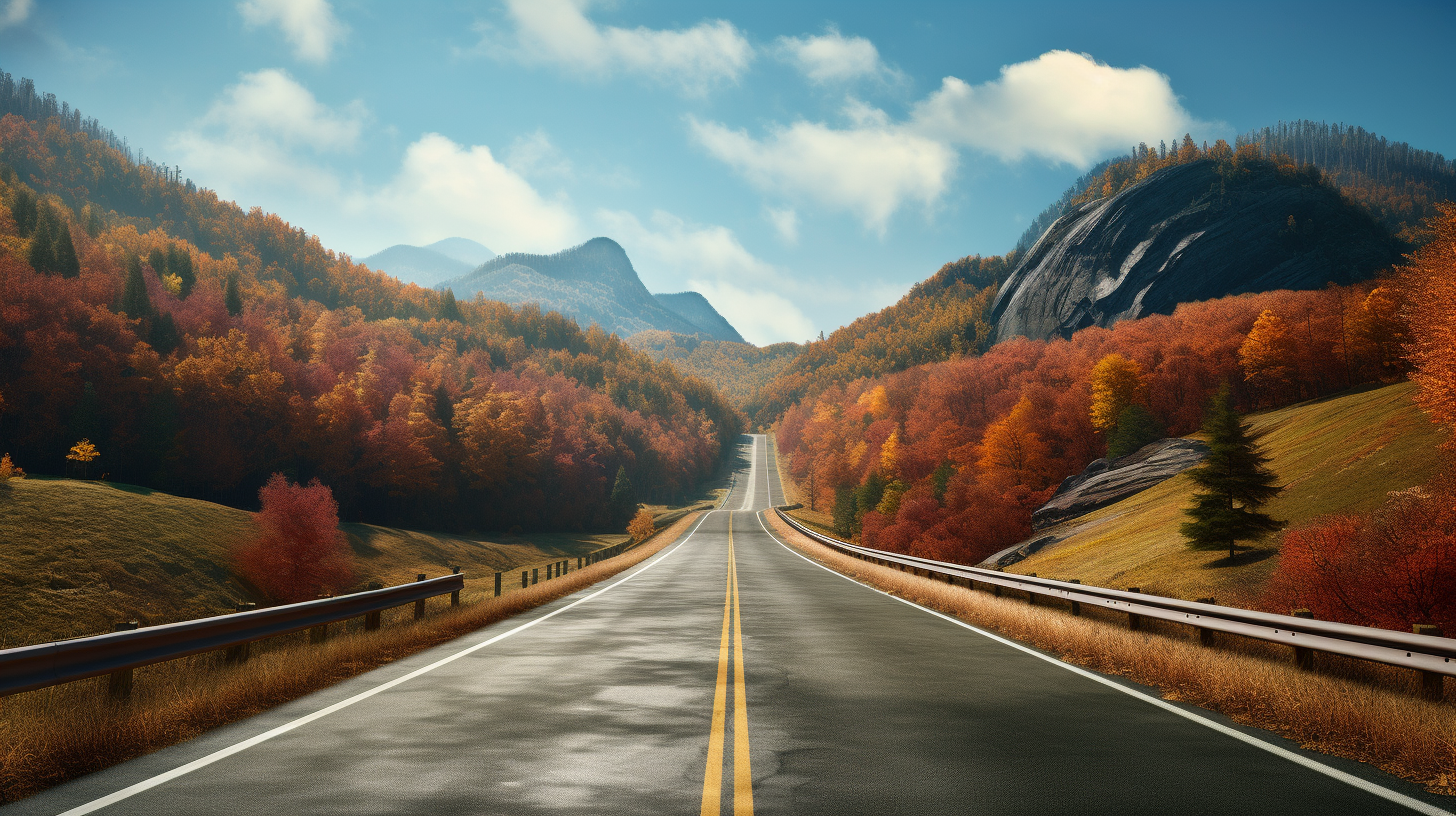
992, 160, 1401, 342
1031, 438, 1210, 531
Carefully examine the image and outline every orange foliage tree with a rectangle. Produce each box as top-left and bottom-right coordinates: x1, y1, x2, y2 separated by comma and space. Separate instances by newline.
1400, 202, 1456, 442
627, 508, 656, 542
1238, 310, 1299, 403
235, 474, 354, 603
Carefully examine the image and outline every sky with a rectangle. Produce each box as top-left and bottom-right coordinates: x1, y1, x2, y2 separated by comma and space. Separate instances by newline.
2, 0, 1453, 345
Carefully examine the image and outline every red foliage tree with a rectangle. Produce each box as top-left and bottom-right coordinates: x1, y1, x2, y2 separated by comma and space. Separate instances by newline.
235, 473, 354, 603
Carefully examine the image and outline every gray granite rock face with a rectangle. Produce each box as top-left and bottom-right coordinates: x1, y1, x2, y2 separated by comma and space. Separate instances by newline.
991, 160, 1399, 342
1030, 438, 1210, 531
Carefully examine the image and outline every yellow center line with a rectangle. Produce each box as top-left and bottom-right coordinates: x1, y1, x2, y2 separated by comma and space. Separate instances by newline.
702, 513, 754, 816
730, 516, 754, 816
700, 531, 733, 816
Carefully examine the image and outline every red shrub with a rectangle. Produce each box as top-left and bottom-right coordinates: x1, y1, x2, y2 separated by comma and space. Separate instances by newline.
235, 473, 354, 603
1264, 473, 1456, 630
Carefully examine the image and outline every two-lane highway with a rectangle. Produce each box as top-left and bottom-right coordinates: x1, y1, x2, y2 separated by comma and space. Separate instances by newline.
8, 435, 1447, 815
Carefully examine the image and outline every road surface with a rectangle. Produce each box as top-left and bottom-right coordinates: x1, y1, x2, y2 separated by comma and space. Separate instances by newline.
8, 435, 1448, 815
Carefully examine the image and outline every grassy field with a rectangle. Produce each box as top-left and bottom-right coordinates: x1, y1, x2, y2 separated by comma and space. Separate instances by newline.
0, 476, 723, 650
1006, 381, 1449, 608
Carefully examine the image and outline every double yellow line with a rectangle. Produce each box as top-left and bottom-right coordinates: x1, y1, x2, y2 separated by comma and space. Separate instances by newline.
701, 513, 753, 816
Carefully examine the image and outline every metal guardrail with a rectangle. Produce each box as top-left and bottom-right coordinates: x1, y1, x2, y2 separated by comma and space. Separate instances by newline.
775, 509, 1456, 698
0, 574, 464, 698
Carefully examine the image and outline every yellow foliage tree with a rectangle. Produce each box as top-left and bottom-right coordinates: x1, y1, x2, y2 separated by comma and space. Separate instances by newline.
1350, 286, 1408, 378
0, 453, 24, 481
1089, 353, 1147, 432
627, 507, 656, 542
857, 385, 889, 420
879, 428, 901, 476
67, 438, 99, 478
1239, 310, 1298, 397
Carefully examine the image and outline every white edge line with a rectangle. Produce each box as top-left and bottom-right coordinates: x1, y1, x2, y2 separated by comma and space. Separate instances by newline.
56, 512, 718, 816
754, 512, 1452, 816
737, 436, 757, 513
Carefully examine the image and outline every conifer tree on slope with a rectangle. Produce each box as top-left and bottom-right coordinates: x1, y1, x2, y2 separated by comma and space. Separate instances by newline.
1180, 385, 1281, 560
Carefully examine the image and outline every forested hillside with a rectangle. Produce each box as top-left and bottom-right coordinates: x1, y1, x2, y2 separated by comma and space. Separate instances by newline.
748, 253, 1013, 427
0, 73, 741, 533
625, 331, 800, 411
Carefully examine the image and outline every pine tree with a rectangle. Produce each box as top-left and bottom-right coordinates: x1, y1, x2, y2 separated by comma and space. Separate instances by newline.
12, 186, 37, 237
120, 255, 152, 318
1180, 386, 1282, 559
832, 486, 858, 537
438, 288, 463, 322
26, 206, 53, 274
53, 223, 80, 278
167, 245, 196, 298
609, 465, 637, 527
1107, 405, 1165, 459
225, 274, 243, 316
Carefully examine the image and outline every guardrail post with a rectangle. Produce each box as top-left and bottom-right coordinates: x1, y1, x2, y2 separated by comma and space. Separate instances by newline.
310, 596, 329, 644
1414, 624, 1444, 701
494, 571, 502, 597
414, 574, 427, 620
226, 603, 256, 663
1026, 574, 1037, 605
578, 556, 584, 569
1126, 588, 1143, 631
108, 621, 139, 700
521, 570, 528, 588
451, 566, 462, 606
1290, 609, 1315, 669
1068, 579, 1081, 616
364, 583, 383, 631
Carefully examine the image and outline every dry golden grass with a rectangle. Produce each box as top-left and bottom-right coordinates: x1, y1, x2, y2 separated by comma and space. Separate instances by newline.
1008, 380, 1449, 608
0, 510, 704, 804
765, 510, 1456, 795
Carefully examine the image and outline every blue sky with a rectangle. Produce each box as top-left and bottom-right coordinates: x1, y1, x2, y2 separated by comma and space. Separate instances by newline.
2, 0, 1453, 344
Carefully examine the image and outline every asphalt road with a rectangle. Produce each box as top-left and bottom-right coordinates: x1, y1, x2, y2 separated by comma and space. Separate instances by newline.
9, 435, 1450, 815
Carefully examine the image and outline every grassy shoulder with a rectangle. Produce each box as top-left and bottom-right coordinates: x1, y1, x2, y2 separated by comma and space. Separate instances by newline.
1004, 381, 1447, 607
0, 476, 723, 649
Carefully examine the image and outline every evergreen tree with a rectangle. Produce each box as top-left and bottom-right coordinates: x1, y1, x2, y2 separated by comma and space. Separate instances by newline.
832, 486, 858, 538
26, 205, 53, 274
147, 248, 166, 278
224, 273, 243, 316
83, 204, 102, 238
167, 245, 195, 298
149, 311, 180, 355
438, 288, 463, 322
1107, 405, 1165, 459
11, 186, 37, 237
53, 223, 80, 278
120, 255, 152, 318
854, 471, 886, 518
1180, 386, 1282, 559
609, 465, 637, 527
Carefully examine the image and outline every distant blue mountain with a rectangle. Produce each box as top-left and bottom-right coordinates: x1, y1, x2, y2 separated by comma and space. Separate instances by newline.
362, 238, 496, 288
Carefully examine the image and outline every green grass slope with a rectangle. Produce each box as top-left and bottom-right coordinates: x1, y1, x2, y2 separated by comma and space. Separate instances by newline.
1006, 381, 1448, 608
0, 478, 713, 649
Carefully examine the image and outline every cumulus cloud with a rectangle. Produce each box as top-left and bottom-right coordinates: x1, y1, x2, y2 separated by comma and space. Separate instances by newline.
597, 209, 814, 344
0, 0, 31, 31
776, 27, 892, 84
363, 134, 578, 253
690, 112, 956, 234
171, 69, 364, 196
506, 129, 574, 180
496, 0, 752, 94
239, 0, 345, 64
910, 50, 1201, 167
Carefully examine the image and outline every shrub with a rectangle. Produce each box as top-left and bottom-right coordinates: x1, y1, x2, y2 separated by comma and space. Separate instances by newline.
627, 508, 656, 542
235, 474, 353, 603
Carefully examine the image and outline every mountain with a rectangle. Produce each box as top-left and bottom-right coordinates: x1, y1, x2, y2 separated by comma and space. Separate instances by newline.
361, 238, 495, 288
653, 292, 745, 343
425, 237, 495, 267
439, 237, 744, 342
992, 154, 1401, 342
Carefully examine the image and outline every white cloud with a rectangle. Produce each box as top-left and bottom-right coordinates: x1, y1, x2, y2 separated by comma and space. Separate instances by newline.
0, 0, 31, 30
496, 0, 752, 94
596, 209, 813, 345
776, 27, 891, 84
239, 0, 345, 64
362, 134, 578, 253
910, 50, 1201, 167
506, 130, 574, 180
690, 113, 956, 234
765, 207, 798, 244
171, 69, 364, 196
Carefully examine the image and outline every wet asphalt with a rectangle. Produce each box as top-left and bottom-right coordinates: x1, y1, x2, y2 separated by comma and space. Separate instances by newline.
7, 435, 1447, 815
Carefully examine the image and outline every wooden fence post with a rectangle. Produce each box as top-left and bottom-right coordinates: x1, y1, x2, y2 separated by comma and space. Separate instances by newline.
494, 571, 502, 597
108, 621, 139, 700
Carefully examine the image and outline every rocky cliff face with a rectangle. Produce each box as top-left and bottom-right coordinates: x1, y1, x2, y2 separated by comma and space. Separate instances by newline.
991, 160, 1401, 342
